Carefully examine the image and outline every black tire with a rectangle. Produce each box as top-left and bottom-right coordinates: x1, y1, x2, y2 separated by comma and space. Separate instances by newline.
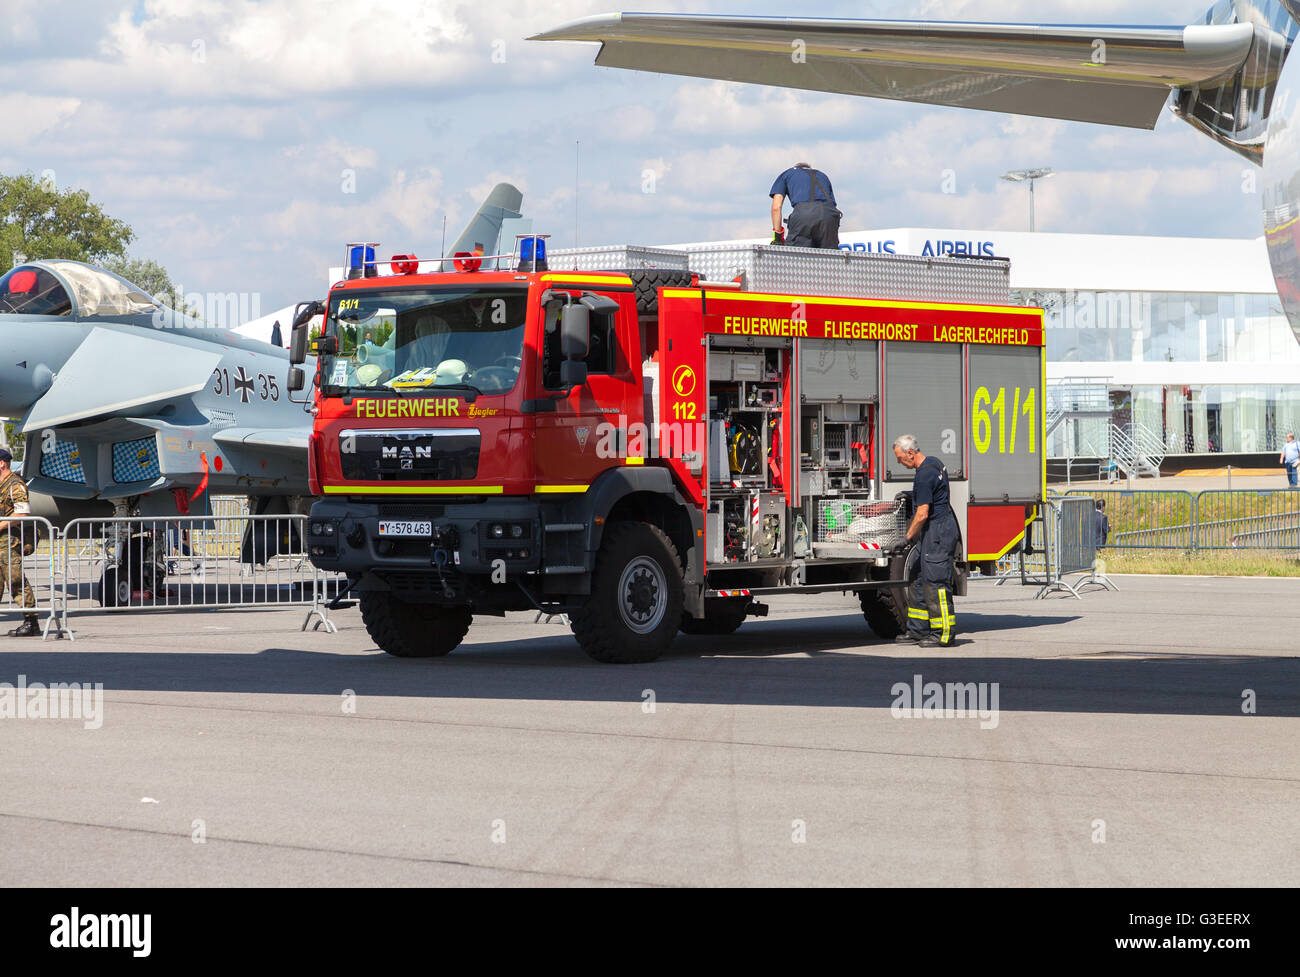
680, 597, 749, 635
859, 590, 904, 639
861, 545, 917, 639
571, 521, 684, 664
360, 591, 471, 658
99, 568, 129, 607
627, 269, 696, 315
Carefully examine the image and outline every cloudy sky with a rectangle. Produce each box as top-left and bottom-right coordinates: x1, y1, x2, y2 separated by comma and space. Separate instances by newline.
0, 0, 1260, 320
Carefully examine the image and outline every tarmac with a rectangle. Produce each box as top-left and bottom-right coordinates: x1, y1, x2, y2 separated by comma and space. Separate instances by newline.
1, 575, 1298, 887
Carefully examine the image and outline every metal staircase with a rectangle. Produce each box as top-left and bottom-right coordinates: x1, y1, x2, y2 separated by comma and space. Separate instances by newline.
1046, 378, 1111, 438
1109, 422, 1165, 479
1048, 379, 1165, 481
1048, 379, 1112, 483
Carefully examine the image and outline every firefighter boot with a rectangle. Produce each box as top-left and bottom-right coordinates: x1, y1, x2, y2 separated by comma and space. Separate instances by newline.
7, 615, 40, 638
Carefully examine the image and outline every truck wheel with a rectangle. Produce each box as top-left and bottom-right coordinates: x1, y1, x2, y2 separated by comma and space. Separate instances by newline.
360, 591, 471, 658
680, 597, 750, 635
862, 545, 918, 639
859, 591, 903, 639
571, 521, 684, 664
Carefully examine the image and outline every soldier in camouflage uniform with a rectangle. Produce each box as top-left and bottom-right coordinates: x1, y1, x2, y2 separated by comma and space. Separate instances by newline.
0, 448, 39, 637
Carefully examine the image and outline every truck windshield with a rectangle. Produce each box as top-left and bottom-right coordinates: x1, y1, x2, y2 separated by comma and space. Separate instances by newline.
322, 286, 526, 394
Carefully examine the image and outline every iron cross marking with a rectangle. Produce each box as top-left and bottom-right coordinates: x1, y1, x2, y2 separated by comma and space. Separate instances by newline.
233, 366, 255, 404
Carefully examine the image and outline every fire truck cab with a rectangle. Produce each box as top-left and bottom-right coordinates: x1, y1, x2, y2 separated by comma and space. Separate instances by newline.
293, 241, 1045, 663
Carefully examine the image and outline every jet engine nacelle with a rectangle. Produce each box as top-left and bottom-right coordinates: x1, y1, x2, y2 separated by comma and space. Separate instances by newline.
1263, 34, 1300, 339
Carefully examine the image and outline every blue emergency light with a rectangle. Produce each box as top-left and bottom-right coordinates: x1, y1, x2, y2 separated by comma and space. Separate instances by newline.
346, 243, 379, 279
516, 235, 549, 273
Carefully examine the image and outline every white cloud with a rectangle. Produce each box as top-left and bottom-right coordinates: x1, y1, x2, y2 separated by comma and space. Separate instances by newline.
670, 81, 865, 137
0, 0, 1264, 310
0, 95, 81, 148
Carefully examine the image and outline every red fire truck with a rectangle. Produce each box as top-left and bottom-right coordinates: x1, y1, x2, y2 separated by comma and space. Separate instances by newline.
290, 241, 1045, 663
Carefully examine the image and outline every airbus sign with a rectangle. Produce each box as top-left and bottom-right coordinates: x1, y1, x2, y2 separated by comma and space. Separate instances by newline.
840, 236, 1000, 258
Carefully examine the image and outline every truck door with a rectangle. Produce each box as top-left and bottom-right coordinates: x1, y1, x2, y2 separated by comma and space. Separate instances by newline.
533, 291, 639, 491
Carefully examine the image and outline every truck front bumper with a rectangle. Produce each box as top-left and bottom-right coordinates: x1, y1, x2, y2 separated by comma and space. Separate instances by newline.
305, 499, 544, 578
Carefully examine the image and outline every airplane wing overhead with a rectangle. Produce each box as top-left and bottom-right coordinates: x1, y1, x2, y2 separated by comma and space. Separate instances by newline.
20, 327, 222, 433
531, 14, 1257, 129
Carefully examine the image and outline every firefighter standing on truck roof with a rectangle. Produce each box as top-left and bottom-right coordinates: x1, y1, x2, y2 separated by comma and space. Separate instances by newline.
0, 448, 39, 638
770, 162, 842, 249
893, 435, 959, 648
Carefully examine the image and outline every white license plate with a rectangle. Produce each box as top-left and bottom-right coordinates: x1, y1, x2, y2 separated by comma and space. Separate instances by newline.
378, 520, 432, 538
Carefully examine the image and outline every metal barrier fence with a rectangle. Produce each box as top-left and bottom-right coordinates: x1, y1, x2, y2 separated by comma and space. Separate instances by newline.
1054, 496, 1099, 576
0, 513, 344, 640
1063, 488, 1300, 552
1194, 490, 1300, 550
1062, 489, 1196, 550
993, 498, 1117, 599
0, 516, 61, 638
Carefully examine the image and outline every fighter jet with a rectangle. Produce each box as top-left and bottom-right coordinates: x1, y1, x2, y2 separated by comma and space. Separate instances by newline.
0, 259, 312, 525
531, 2, 1300, 337
0, 182, 528, 529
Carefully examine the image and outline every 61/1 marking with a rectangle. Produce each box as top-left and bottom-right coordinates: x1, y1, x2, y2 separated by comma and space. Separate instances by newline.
973, 385, 1036, 455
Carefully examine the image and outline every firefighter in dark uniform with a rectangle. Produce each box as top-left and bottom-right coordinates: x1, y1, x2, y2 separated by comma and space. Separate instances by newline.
770, 162, 842, 249
893, 435, 959, 647
0, 448, 39, 637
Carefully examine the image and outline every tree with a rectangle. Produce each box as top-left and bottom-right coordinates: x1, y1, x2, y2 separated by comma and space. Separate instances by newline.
0, 172, 133, 274
0, 421, 18, 461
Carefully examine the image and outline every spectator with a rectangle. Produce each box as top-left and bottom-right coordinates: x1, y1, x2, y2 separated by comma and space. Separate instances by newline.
1281, 433, 1300, 488
1094, 499, 1110, 548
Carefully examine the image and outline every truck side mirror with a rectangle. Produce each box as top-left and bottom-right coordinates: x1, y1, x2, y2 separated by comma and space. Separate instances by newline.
288, 366, 306, 393
289, 301, 323, 364
290, 324, 309, 365
561, 303, 590, 360
560, 359, 588, 387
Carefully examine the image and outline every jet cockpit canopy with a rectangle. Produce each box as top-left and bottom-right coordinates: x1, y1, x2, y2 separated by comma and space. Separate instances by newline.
0, 260, 158, 318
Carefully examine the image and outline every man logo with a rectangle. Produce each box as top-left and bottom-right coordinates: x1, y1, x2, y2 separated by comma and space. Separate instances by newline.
382, 444, 433, 460
672, 365, 697, 397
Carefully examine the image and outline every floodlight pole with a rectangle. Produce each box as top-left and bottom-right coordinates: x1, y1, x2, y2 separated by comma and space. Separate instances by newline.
1001, 168, 1056, 232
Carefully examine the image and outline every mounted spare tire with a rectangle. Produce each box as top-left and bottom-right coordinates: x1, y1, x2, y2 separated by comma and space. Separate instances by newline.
626, 269, 695, 315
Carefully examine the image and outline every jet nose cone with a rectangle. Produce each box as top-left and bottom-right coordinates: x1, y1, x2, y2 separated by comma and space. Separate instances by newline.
0, 360, 53, 417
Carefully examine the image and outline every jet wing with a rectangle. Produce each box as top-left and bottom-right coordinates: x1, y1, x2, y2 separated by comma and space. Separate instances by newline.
20, 326, 223, 434
531, 14, 1256, 129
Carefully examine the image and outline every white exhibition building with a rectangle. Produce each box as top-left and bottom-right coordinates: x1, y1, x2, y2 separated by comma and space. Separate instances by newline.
844, 227, 1297, 463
